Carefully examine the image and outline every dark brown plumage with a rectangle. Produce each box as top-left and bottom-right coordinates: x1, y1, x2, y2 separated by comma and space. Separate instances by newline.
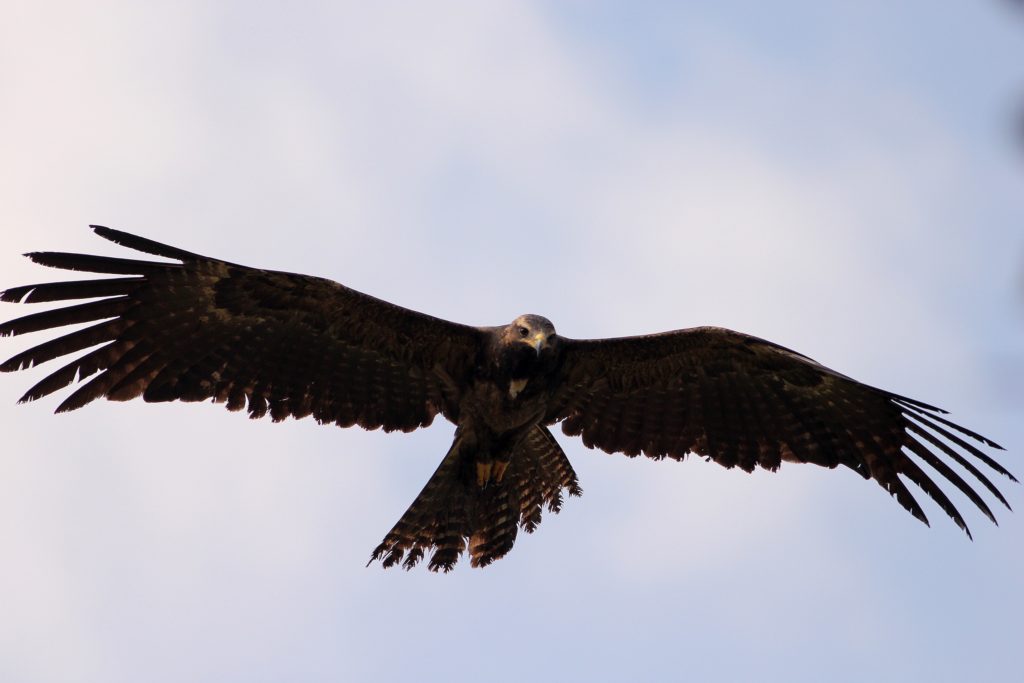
0, 227, 1015, 571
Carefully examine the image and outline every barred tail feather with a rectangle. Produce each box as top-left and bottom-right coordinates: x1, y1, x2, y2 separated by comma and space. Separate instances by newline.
369, 426, 580, 572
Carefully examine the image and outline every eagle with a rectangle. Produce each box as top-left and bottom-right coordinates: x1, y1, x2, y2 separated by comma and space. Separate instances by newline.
0, 227, 1014, 571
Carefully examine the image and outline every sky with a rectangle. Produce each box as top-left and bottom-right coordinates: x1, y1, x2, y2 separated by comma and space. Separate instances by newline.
1, 1, 1022, 682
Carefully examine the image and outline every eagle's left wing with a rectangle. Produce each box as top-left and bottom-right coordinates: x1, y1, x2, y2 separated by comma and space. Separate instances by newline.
546, 326, 1014, 536
1, 226, 484, 433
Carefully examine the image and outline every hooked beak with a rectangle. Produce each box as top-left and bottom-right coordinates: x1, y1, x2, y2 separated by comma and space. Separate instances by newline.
530, 332, 546, 355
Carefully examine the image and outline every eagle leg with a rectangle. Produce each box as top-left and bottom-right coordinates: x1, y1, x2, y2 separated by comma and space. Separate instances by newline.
492, 459, 509, 483
475, 461, 493, 488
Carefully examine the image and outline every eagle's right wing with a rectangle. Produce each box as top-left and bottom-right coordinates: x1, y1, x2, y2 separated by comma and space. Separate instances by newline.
1, 226, 483, 432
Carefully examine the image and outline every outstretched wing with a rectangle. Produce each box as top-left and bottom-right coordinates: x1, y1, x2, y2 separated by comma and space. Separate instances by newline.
0, 226, 483, 431
547, 326, 1014, 537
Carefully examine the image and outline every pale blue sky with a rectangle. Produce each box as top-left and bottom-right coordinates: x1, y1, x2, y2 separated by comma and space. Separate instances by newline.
1, 2, 1022, 682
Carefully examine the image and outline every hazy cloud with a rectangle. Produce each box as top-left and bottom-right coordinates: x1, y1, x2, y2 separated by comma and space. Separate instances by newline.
1, 2, 1021, 682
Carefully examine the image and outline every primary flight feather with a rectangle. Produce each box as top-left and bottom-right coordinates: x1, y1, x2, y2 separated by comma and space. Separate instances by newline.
0, 226, 1014, 571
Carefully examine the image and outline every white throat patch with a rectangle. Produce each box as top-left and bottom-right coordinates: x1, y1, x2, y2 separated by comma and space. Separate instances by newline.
509, 378, 528, 399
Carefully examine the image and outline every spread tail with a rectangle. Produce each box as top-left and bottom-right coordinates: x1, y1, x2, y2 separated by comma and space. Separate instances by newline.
369, 425, 581, 572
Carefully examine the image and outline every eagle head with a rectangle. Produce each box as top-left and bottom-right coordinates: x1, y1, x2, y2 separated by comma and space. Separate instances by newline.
495, 315, 558, 398
505, 314, 557, 357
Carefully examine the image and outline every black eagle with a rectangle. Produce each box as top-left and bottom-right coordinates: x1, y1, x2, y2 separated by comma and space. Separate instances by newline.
0, 227, 1014, 571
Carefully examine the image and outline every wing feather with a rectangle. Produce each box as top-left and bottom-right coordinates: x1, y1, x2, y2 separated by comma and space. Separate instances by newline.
548, 326, 1013, 535
0, 297, 132, 336
0, 277, 145, 304
1, 226, 484, 433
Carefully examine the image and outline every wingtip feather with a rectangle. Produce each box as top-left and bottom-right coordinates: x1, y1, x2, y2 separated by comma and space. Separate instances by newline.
88, 225, 201, 262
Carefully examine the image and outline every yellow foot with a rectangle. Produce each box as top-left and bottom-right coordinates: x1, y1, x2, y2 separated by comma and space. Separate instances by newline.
492, 460, 509, 484
476, 461, 493, 488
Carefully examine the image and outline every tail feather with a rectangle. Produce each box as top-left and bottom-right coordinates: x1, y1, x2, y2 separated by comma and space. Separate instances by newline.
369, 425, 580, 572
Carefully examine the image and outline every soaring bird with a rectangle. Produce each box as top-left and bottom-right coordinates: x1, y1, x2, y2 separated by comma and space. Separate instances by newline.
0, 227, 1014, 571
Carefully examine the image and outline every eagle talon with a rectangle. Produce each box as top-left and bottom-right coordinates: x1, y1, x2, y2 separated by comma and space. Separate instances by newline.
492, 460, 509, 484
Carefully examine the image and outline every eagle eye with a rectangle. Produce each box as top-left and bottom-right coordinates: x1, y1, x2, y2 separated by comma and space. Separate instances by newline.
518, 326, 529, 337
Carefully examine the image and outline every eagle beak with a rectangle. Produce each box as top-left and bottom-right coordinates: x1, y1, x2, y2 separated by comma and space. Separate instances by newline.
531, 333, 546, 355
